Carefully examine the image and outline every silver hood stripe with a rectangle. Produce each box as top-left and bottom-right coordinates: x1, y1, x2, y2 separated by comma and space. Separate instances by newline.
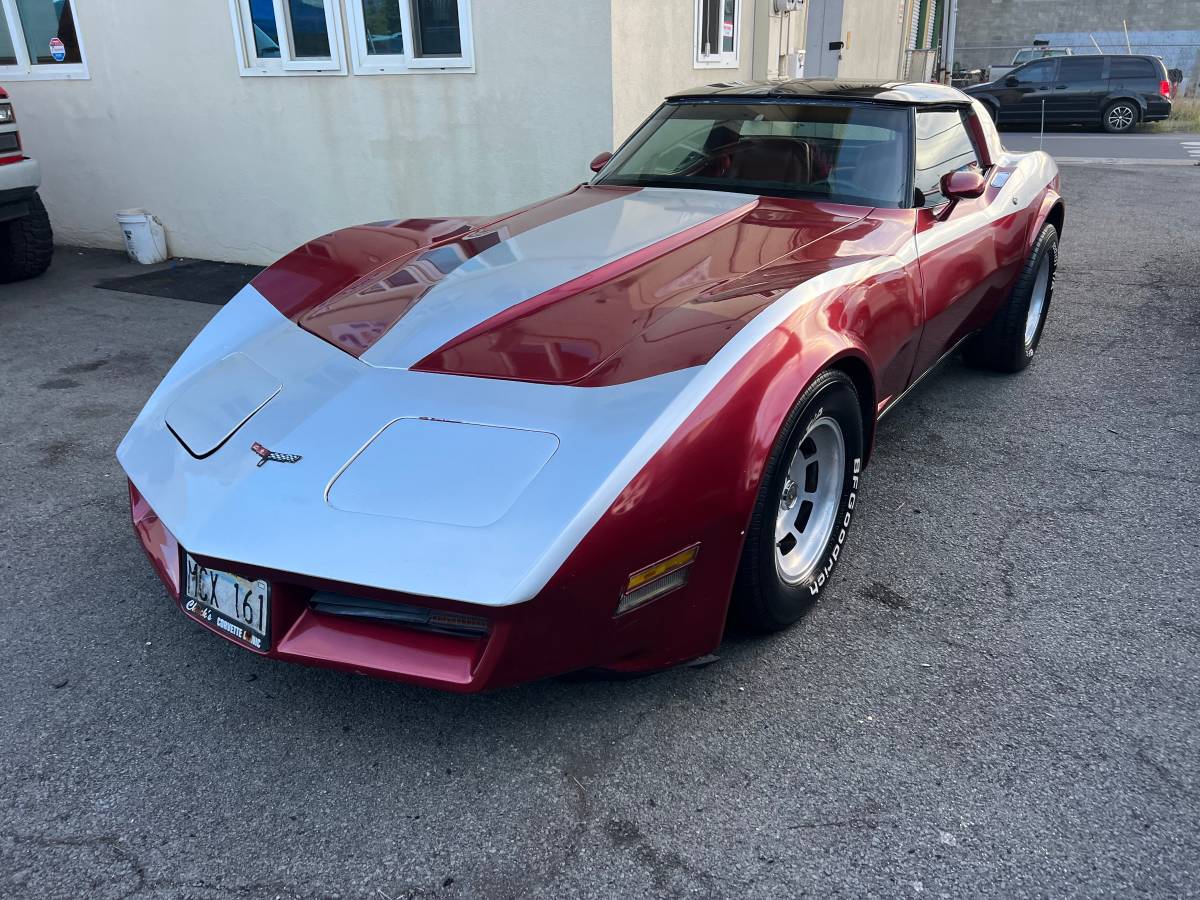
360, 187, 758, 369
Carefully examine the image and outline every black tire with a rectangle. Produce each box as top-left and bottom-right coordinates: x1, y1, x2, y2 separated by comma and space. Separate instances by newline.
0, 191, 54, 284
731, 370, 865, 632
1102, 100, 1139, 133
963, 222, 1058, 373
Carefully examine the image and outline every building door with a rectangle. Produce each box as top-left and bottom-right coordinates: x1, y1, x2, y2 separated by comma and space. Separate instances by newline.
804, 0, 844, 78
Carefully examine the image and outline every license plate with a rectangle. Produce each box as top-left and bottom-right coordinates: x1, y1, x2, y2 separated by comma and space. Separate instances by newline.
182, 553, 270, 651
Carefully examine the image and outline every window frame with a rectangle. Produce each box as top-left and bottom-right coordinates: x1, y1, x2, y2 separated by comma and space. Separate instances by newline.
346, 0, 475, 75
227, 0, 347, 77
0, 0, 90, 81
694, 0, 741, 70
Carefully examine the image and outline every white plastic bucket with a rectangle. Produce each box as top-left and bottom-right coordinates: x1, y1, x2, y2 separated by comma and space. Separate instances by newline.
115, 209, 169, 264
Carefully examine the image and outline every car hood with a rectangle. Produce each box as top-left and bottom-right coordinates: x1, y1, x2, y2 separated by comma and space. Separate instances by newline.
252, 185, 868, 384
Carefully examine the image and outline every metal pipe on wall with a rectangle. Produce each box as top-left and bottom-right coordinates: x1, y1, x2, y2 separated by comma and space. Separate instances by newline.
944, 0, 957, 81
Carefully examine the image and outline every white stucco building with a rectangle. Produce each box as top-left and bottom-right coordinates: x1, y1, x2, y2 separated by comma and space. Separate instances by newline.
1, 0, 924, 264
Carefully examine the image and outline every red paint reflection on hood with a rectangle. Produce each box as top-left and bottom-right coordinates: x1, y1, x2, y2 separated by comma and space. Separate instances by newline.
413, 198, 869, 385
252, 186, 631, 356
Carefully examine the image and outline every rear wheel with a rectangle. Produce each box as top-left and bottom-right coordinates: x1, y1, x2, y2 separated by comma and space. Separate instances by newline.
0, 192, 54, 284
1102, 100, 1139, 133
732, 370, 865, 632
963, 222, 1058, 373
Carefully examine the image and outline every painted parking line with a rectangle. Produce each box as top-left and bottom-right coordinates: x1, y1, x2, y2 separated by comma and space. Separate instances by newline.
1052, 157, 1197, 166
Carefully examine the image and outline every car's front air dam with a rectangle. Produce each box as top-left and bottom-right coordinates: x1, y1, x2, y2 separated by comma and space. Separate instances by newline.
127, 480, 731, 692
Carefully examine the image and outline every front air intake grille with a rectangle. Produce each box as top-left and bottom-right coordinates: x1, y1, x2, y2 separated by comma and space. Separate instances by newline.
310, 592, 490, 638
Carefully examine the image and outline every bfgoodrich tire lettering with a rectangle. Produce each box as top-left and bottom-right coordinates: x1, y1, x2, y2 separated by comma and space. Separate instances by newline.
732, 370, 865, 632
963, 221, 1058, 373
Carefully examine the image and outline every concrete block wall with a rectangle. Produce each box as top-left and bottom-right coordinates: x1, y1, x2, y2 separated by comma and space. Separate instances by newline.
954, 0, 1199, 69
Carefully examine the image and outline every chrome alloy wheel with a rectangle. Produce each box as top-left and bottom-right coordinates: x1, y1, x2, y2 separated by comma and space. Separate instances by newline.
1024, 251, 1052, 349
1106, 104, 1135, 131
774, 416, 845, 584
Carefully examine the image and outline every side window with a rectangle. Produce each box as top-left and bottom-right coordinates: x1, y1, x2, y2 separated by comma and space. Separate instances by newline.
346, 0, 475, 74
1013, 60, 1055, 84
228, 0, 346, 75
914, 110, 981, 208
1110, 57, 1155, 80
0, 0, 88, 79
1058, 57, 1104, 81
695, 0, 740, 68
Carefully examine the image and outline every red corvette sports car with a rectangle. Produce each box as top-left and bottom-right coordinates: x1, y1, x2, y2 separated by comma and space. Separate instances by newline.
118, 80, 1062, 691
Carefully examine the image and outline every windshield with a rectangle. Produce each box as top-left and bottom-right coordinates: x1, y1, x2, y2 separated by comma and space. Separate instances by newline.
596, 101, 910, 208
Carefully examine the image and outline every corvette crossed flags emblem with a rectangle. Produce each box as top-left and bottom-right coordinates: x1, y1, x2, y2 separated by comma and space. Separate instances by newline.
251, 442, 302, 467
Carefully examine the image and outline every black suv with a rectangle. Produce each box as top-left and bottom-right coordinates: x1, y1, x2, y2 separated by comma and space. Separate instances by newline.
965, 54, 1172, 133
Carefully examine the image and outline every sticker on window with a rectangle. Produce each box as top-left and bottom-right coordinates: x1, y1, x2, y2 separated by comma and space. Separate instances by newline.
49, 37, 66, 62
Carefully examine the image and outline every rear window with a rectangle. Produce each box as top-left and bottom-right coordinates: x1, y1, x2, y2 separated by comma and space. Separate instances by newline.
1058, 57, 1104, 80
1109, 57, 1157, 79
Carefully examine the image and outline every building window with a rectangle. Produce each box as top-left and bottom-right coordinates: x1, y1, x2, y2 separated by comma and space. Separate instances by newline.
0, 0, 89, 80
346, 0, 474, 74
695, 0, 739, 69
228, 0, 347, 75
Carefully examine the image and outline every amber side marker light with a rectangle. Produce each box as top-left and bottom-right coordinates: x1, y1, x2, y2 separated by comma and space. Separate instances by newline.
616, 543, 700, 615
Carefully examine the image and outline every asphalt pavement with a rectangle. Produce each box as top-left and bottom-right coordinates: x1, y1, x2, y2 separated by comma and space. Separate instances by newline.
1002, 129, 1200, 164
2, 162, 1199, 898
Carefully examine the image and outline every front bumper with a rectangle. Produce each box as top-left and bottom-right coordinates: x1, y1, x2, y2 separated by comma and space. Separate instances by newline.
0, 158, 39, 224
129, 480, 726, 691
0, 156, 39, 191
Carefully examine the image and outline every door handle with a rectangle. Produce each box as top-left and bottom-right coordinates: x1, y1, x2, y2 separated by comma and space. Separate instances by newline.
1055, 84, 1068, 89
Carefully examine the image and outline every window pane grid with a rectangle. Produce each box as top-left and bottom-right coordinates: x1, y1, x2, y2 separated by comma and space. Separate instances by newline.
230, 0, 472, 75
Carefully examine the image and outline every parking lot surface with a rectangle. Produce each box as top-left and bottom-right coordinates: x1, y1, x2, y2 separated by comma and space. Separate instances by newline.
2, 162, 1198, 898
1003, 129, 1200, 163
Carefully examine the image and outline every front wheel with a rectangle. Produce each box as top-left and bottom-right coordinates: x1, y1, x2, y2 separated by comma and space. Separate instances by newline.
731, 370, 865, 632
963, 222, 1058, 373
0, 192, 54, 284
1102, 100, 1139, 133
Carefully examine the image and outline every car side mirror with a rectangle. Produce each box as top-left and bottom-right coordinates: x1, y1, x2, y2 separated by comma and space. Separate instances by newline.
1004, 76, 1019, 87
589, 151, 613, 174
942, 170, 987, 200
935, 170, 987, 220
